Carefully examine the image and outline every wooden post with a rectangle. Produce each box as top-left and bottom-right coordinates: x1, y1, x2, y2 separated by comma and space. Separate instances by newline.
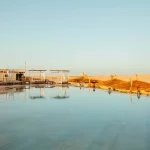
50, 71, 53, 83
25, 62, 26, 82
50, 71, 52, 83
40, 71, 42, 81
10, 70, 12, 82
28, 71, 30, 83
32, 71, 33, 81
89, 77, 91, 87
130, 77, 133, 93
110, 75, 114, 80
136, 74, 138, 81
43, 72, 45, 81
82, 72, 85, 77
3, 70, 4, 82
68, 71, 70, 83
61, 72, 63, 84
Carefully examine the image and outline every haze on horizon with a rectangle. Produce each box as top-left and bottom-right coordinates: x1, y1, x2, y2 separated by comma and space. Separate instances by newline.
0, 0, 150, 75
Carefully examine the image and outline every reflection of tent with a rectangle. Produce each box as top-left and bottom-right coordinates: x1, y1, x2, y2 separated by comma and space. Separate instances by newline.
53, 87, 69, 99
53, 95, 69, 99
30, 96, 44, 99
29, 88, 45, 100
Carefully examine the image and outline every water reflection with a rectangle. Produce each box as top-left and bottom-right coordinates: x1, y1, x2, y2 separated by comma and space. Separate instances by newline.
93, 88, 95, 92
0, 86, 147, 103
0, 87, 150, 150
130, 95, 133, 104
137, 91, 141, 99
108, 88, 112, 95
53, 87, 69, 99
29, 87, 46, 100
0, 86, 70, 100
4, 87, 25, 100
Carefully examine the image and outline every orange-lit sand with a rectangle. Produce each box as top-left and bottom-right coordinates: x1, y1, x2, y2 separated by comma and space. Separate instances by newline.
69, 75, 150, 95
69, 75, 150, 83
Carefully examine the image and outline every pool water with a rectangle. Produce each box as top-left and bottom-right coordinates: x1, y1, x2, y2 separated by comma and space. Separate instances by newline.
0, 86, 150, 150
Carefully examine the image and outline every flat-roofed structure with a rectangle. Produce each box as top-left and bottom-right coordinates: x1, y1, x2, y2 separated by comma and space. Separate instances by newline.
0, 69, 25, 82
49, 70, 70, 84
27, 70, 47, 84
0, 69, 70, 85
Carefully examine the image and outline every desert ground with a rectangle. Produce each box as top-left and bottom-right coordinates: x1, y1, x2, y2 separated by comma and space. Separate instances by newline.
69, 74, 150, 95
69, 74, 150, 83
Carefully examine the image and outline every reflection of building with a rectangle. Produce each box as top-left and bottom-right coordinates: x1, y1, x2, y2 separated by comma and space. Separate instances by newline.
0, 69, 25, 82
0, 85, 70, 100
28, 86, 70, 100
4, 87, 25, 100
53, 87, 69, 99
29, 87, 45, 99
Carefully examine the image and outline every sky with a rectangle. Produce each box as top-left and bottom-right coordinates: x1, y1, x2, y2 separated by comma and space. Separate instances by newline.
0, 0, 150, 75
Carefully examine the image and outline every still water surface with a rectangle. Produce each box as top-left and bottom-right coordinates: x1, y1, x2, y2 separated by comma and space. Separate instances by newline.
0, 86, 150, 150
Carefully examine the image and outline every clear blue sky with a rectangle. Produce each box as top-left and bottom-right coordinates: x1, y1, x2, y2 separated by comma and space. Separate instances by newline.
0, 0, 150, 75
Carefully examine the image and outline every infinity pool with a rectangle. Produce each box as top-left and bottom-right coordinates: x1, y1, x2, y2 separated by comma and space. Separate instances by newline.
0, 86, 150, 150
